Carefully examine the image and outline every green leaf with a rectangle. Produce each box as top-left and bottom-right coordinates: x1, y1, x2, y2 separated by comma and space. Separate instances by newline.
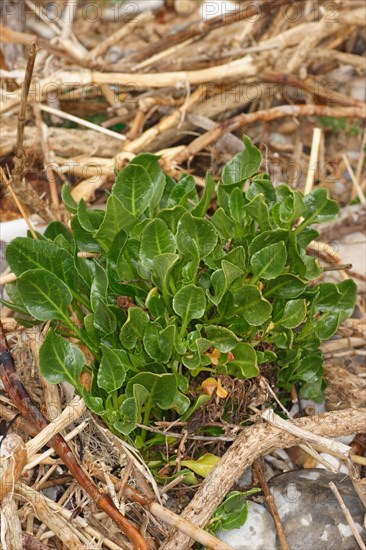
94, 195, 137, 248
97, 344, 127, 393
113, 163, 153, 216
299, 188, 339, 228
275, 299, 307, 329
177, 212, 218, 259
7, 238, 77, 292
181, 454, 220, 478
246, 177, 276, 207
70, 216, 101, 253
207, 260, 244, 306
93, 301, 117, 335
233, 286, 272, 326
157, 205, 186, 233
222, 135, 261, 185
191, 173, 216, 217
116, 384, 149, 435
44, 221, 74, 243
120, 307, 149, 349
143, 323, 174, 362
126, 372, 178, 409
226, 343, 259, 378
17, 269, 72, 321
248, 229, 289, 256
173, 284, 206, 328
90, 263, 108, 311
130, 153, 166, 213
264, 275, 307, 299
167, 174, 197, 208
315, 312, 342, 340
243, 194, 271, 230
250, 241, 287, 280
140, 219, 176, 269
153, 253, 180, 291
229, 187, 246, 224
315, 279, 357, 319
77, 200, 104, 232
211, 208, 236, 241
204, 326, 240, 352
39, 329, 84, 386
61, 183, 77, 213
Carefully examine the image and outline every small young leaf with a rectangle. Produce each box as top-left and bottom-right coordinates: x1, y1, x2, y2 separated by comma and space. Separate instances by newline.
181, 454, 220, 478
222, 135, 261, 186
191, 173, 216, 217
61, 183, 77, 213
226, 343, 259, 378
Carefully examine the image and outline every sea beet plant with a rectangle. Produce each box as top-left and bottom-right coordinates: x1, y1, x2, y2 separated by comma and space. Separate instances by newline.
3, 136, 356, 445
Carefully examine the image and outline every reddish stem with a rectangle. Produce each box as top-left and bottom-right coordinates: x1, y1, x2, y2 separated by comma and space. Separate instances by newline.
0, 322, 150, 550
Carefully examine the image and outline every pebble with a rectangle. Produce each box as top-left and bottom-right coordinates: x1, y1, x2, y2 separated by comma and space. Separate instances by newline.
216, 501, 277, 550
269, 469, 366, 549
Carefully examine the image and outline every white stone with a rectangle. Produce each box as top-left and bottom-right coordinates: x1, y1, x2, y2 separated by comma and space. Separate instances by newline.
216, 501, 277, 550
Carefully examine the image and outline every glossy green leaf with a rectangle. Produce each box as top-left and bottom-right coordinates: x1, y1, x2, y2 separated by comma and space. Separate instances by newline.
120, 307, 149, 349
153, 253, 180, 291
126, 372, 178, 409
61, 183, 77, 213
300, 188, 340, 226
222, 135, 261, 185
17, 269, 72, 321
94, 194, 137, 248
177, 212, 218, 259
191, 173, 216, 217
315, 279, 357, 318
130, 153, 166, 213
90, 263, 108, 311
97, 344, 127, 393
140, 219, 176, 269
39, 329, 84, 386
7, 238, 77, 292
275, 299, 307, 329
173, 284, 206, 327
233, 285, 272, 325
143, 323, 174, 362
204, 326, 240, 352
112, 163, 153, 216
246, 177, 276, 207
157, 205, 186, 233
243, 194, 271, 230
250, 241, 287, 280
227, 343, 259, 378
167, 174, 197, 208
211, 208, 236, 241
264, 275, 307, 299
